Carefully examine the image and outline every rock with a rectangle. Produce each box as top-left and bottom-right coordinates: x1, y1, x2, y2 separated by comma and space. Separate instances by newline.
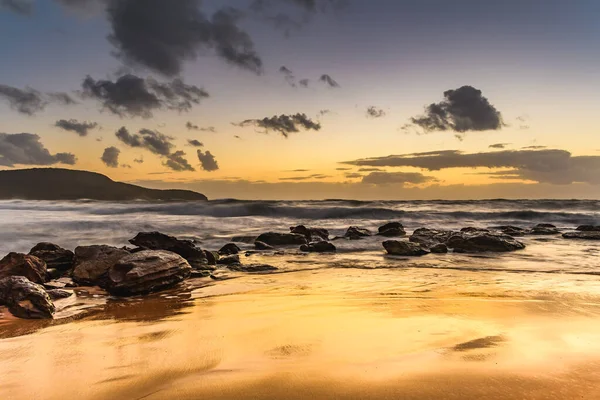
218, 243, 241, 256
290, 225, 329, 241
129, 232, 207, 269
254, 241, 275, 250
255, 232, 307, 246
344, 226, 371, 240
190, 270, 211, 278
491, 226, 526, 236
231, 235, 258, 244
430, 243, 449, 254
382, 240, 429, 256
106, 250, 192, 296
203, 250, 218, 266
563, 231, 600, 240
217, 254, 240, 265
576, 225, 600, 232
28, 243, 74, 272
0, 253, 47, 284
300, 241, 336, 253
0, 276, 55, 319
446, 232, 525, 253
46, 268, 62, 280
43, 277, 76, 290
529, 224, 560, 235
46, 289, 73, 300
377, 222, 406, 237
409, 228, 455, 248
72, 245, 130, 287
460, 227, 490, 234
228, 264, 278, 273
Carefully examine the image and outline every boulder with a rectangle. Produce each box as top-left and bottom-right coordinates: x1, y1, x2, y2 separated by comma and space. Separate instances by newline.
446, 232, 525, 253
255, 241, 275, 250
0, 253, 46, 284
255, 232, 307, 246
576, 225, 600, 232
529, 224, 560, 235
231, 235, 258, 244
377, 222, 406, 237
430, 243, 449, 254
129, 232, 207, 269
300, 241, 336, 253
382, 240, 429, 256
409, 228, 455, 248
47, 289, 73, 300
290, 225, 329, 242
72, 245, 130, 286
228, 264, 278, 273
344, 226, 371, 240
217, 254, 240, 265
28, 243, 74, 272
460, 227, 490, 234
43, 277, 76, 290
218, 243, 241, 256
203, 250, 218, 266
563, 231, 600, 240
106, 250, 192, 296
491, 226, 526, 237
0, 276, 55, 319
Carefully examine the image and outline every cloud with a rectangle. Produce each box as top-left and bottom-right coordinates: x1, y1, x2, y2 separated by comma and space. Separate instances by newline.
522, 145, 546, 150
336, 167, 351, 171
106, 0, 262, 76
0, 85, 45, 115
101, 146, 120, 167
366, 106, 385, 118
489, 143, 510, 149
279, 173, 330, 181
318, 109, 331, 116
0, 0, 33, 15
47, 92, 78, 105
361, 171, 437, 186
0, 133, 76, 167
357, 167, 383, 172
237, 113, 321, 138
115, 127, 174, 155
197, 150, 219, 171
187, 139, 204, 147
319, 74, 340, 88
186, 122, 216, 132
55, 119, 98, 137
233, 135, 241, 139
344, 172, 362, 179
299, 79, 310, 88
134, 156, 143, 163
408, 86, 504, 133
164, 150, 195, 171
279, 65, 297, 87
82, 74, 209, 118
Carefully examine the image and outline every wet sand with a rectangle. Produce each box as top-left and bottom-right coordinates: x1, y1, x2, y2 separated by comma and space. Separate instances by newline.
3, 265, 600, 399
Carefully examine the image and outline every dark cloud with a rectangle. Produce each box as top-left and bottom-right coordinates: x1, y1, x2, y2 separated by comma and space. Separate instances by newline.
115, 127, 174, 155
522, 145, 546, 150
82, 74, 209, 118
186, 122, 216, 132
358, 167, 383, 172
318, 109, 331, 116
344, 172, 363, 179
55, 119, 98, 137
319, 74, 340, 88
237, 113, 321, 138
134, 156, 144, 163
409, 86, 504, 133
187, 139, 204, 147
186, 122, 199, 131
279, 65, 296, 87
164, 150, 195, 171
0, 0, 33, 15
101, 146, 120, 167
287, 169, 310, 172
279, 173, 330, 181
336, 167, 351, 171
299, 79, 310, 88
107, 0, 262, 76
361, 171, 437, 186
0, 85, 45, 115
53, 0, 104, 13
489, 143, 510, 149
233, 135, 241, 139
366, 106, 385, 118
0, 133, 76, 167
47, 92, 78, 105
197, 150, 219, 171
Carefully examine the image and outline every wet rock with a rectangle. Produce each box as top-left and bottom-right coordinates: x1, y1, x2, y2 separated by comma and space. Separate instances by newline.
43, 277, 76, 290
217, 254, 240, 265
290, 225, 329, 242
231, 235, 258, 244
218, 243, 241, 256
344, 226, 371, 240
129, 231, 207, 269
576, 225, 600, 232
106, 250, 192, 296
563, 231, 600, 240
377, 222, 406, 237
47, 289, 73, 300
255, 232, 307, 246
190, 270, 212, 278
446, 232, 525, 253
72, 245, 130, 287
254, 241, 275, 250
491, 225, 526, 237
228, 264, 278, 273
460, 227, 490, 234
46, 268, 62, 280
430, 243, 449, 254
300, 241, 336, 253
409, 228, 455, 248
0, 276, 55, 319
28, 243, 74, 272
529, 224, 560, 235
383, 240, 429, 256
0, 253, 47, 284
203, 250, 218, 266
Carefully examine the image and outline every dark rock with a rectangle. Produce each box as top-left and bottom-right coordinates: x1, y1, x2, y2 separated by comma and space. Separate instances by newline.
0, 276, 55, 319
563, 231, 600, 240
255, 232, 308, 246
46, 268, 62, 280
344, 226, 371, 240
529, 224, 560, 235
218, 243, 241, 256
72, 245, 130, 286
203, 250, 218, 266
28, 242, 74, 272
430, 243, 449, 254
228, 264, 278, 273
0, 253, 47, 284
290, 225, 329, 242
446, 232, 525, 253
47, 289, 73, 300
300, 242, 336, 253
377, 222, 406, 237
576, 225, 600, 232
190, 270, 212, 278
129, 232, 207, 269
460, 227, 490, 234
231, 235, 258, 244
382, 240, 429, 256
217, 254, 241, 265
409, 228, 455, 248
537, 223, 557, 228
491, 226, 526, 236
44, 277, 76, 289
106, 250, 192, 296
254, 241, 275, 250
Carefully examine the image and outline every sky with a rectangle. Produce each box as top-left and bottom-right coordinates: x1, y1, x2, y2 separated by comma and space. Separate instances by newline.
0, 0, 599, 200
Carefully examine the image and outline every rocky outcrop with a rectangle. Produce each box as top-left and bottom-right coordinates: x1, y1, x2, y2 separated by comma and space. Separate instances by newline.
344, 226, 371, 240
228, 264, 278, 273
254, 241, 275, 250
0, 253, 47, 284
377, 222, 406, 237
529, 224, 560, 235
563, 231, 600, 240
446, 232, 525, 253
218, 243, 241, 256
290, 225, 329, 242
0, 276, 55, 319
300, 242, 336, 253
409, 228, 456, 248
217, 254, 240, 265
383, 240, 429, 256
29, 243, 74, 272
255, 232, 308, 246
106, 250, 192, 296
129, 232, 207, 269
72, 245, 129, 286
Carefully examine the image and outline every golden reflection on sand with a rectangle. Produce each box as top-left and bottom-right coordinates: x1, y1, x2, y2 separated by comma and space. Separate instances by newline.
2, 268, 600, 399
